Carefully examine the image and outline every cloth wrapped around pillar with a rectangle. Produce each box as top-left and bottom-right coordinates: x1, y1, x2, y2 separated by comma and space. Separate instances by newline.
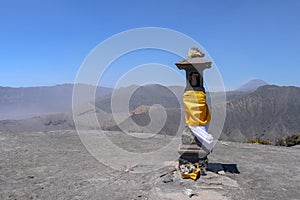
183, 90, 210, 126
183, 90, 213, 151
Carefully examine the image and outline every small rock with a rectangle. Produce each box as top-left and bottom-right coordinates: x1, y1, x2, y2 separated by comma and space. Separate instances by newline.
182, 188, 198, 198
218, 170, 225, 175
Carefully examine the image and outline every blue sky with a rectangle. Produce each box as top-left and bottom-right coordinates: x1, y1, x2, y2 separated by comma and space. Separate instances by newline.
1, 0, 300, 90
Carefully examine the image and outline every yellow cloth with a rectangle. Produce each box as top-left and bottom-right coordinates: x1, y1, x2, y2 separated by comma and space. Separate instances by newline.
180, 167, 201, 180
183, 90, 211, 126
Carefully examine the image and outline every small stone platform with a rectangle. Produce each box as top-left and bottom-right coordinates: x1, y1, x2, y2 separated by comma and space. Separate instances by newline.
178, 127, 209, 169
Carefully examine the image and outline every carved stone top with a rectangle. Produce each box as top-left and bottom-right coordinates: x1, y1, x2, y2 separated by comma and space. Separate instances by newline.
175, 47, 211, 71
175, 47, 212, 91
175, 57, 212, 71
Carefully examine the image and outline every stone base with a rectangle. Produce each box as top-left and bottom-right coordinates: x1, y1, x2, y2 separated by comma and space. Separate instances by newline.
178, 127, 210, 170
178, 144, 208, 156
178, 144, 208, 167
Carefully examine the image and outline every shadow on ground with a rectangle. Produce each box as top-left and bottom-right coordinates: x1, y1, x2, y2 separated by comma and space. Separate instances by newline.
207, 163, 240, 174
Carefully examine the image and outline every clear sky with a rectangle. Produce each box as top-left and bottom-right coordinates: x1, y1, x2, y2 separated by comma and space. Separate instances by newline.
1, 0, 300, 90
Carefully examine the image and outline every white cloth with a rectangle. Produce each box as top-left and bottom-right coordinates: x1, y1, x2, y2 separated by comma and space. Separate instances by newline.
189, 126, 214, 151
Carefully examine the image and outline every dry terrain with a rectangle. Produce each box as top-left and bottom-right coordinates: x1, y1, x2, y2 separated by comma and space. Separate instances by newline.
1, 130, 300, 199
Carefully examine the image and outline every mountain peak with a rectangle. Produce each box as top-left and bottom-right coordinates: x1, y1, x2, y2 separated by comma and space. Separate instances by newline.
236, 79, 268, 92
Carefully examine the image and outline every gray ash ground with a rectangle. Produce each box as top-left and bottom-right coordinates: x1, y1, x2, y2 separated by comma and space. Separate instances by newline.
1, 130, 300, 200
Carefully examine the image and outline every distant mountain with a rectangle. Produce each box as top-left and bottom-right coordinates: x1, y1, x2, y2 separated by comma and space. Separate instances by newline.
95, 84, 249, 113
236, 79, 268, 92
95, 84, 183, 113
221, 85, 300, 142
0, 84, 248, 133
1, 83, 300, 145
106, 105, 183, 136
0, 84, 112, 120
103, 85, 300, 143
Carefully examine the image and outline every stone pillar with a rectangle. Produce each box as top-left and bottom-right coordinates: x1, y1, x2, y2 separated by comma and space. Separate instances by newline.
175, 47, 212, 170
